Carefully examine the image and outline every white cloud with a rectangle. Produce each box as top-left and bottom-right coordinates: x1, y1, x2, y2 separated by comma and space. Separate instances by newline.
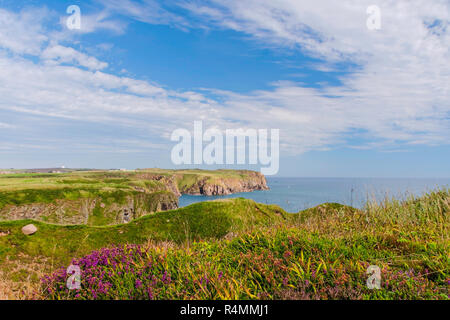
177, 0, 450, 150
58, 10, 128, 34
0, 1, 449, 159
41, 44, 108, 70
0, 122, 15, 129
0, 8, 49, 55
97, 0, 190, 29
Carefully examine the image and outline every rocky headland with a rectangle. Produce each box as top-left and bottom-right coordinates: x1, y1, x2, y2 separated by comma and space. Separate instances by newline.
0, 169, 268, 225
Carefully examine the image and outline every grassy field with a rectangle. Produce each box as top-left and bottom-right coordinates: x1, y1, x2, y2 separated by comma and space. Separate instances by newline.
0, 188, 448, 299
0, 169, 265, 226
0, 169, 258, 193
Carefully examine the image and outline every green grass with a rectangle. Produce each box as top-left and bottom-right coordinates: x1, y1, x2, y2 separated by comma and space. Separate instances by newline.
0, 169, 260, 193
0, 188, 179, 226
0, 169, 264, 226
42, 226, 448, 300
1, 187, 448, 300
0, 198, 288, 267
0, 169, 264, 223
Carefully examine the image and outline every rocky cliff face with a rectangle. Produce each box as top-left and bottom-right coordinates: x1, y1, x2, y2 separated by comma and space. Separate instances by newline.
179, 171, 269, 196
0, 191, 178, 226
0, 169, 268, 226
135, 171, 269, 196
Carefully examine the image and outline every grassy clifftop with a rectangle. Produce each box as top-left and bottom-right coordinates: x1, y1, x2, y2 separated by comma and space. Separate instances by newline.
0, 198, 287, 299
0, 189, 448, 300
0, 169, 267, 226
0, 199, 288, 266
0, 169, 267, 194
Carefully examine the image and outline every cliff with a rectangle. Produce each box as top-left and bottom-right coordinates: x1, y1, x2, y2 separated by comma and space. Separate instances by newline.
177, 171, 269, 196
0, 190, 178, 226
133, 169, 269, 196
0, 169, 268, 226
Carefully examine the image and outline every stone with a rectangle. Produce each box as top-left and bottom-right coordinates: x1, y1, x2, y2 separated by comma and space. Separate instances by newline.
22, 224, 37, 235
0, 231, 10, 237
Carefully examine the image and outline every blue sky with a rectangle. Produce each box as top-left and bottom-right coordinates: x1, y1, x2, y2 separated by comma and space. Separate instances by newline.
0, 0, 449, 177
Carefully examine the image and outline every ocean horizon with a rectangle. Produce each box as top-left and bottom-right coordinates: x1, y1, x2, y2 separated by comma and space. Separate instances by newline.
179, 177, 450, 212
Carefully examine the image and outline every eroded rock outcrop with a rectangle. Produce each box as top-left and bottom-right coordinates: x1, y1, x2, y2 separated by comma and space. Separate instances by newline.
0, 191, 178, 226
0, 169, 267, 226
135, 170, 268, 196
180, 171, 269, 196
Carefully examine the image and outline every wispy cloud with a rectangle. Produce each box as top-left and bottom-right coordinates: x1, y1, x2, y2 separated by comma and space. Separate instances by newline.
58, 10, 128, 34
41, 44, 108, 70
0, 1, 449, 160
0, 122, 15, 129
0, 7, 50, 55
96, 0, 190, 29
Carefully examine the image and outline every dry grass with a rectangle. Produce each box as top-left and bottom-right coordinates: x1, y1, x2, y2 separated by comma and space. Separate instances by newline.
0, 254, 50, 300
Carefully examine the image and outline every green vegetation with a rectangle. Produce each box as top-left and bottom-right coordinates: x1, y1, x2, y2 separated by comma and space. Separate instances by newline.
0, 169, 264, 226
0, 188, 178, 226
0, 199, 287, 266
0, 187, 123, 209
0, 169, 260, 193
0, 188, 448, 300
43, 229, 447, 300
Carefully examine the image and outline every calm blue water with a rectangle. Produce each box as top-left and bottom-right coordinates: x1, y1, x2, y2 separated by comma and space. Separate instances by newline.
179, 177, 450, 212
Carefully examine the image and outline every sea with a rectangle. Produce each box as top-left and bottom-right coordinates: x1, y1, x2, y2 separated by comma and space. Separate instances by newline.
179, 177, 450, 213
